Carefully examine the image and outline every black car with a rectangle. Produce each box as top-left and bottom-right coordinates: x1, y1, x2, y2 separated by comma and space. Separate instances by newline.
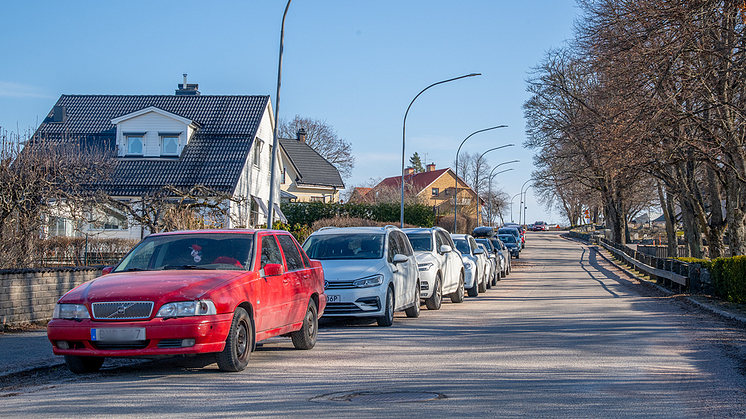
498, 234, 520, 259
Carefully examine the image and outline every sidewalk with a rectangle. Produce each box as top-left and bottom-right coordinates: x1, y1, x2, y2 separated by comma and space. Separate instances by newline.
0, 329, 63, 378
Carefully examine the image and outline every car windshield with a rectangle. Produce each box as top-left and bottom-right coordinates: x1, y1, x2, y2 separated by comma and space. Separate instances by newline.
475, 238, 493, 251
303, 233, 384, 260
114, 233, 254, 272
498, 228, 518, 236
489, 238, 503, 249
453, 239, 471, 255
406, 233, 432, 252
498, 234, 516, 244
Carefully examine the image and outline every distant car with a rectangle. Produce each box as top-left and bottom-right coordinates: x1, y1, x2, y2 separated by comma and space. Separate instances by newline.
472, 226, 509, 280
498, 227, 523, 251
451, 234, 488, 297
498, 234, 521, 259
404, 227, 465, 309
47, 229, 326, 373
475, 237, 505, 284
302, 226, 420, 326
533, 221, 547, 231
477, 243, 497, 289
502, 223, 526, 246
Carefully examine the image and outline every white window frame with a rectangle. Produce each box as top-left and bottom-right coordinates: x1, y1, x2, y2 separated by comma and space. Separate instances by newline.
124, 133, 145, 156
159, 133, 181, 156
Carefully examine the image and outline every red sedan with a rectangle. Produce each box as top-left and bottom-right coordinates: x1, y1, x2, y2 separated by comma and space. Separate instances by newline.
47, 229, 326, 373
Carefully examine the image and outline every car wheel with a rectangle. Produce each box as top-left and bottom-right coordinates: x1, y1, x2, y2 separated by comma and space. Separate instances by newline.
467, 268, 479, 297
377, 286, 395, 327
291, 300, 318, 350
516, 253, 520, 259
425, 274, 442, 310
405, 280, 421, 318
217, 307, 253, 372
478, 271, 487, 293
64, 355, 104, 374
450, 272, 465, 303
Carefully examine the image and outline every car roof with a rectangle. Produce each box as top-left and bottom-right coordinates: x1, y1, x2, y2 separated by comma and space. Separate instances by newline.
450, 234, 472, 239
309, 226, 394, 236
402, 228, 433, 234
149, 229, 259, 237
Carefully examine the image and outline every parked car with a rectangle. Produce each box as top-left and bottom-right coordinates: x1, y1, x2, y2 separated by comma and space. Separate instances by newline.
503, 223, 526, 246
472, 226, 509, 280
498, 226, 523, 251
477, 243, 497, 288
475, 237, 504, 285
404, 227, 465, 309
491, 236, 512, 276
302, 226, 420, 327
451, 234, 488, 297
47, 229, 326, 374
498, 233, 521, 259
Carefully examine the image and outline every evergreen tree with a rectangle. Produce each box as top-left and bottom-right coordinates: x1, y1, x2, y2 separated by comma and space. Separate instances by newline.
409, 152, 425, 173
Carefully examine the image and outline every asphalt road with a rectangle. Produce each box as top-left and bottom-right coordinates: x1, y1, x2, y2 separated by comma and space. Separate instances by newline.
2, 231, 745, 418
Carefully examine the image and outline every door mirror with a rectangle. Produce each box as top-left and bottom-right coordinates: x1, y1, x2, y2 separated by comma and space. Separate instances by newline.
263, 263, 285, 277
101, 266, 114, 275
439, 245, 452, 253
473, 248, 485, 255
392, 254, 408, 264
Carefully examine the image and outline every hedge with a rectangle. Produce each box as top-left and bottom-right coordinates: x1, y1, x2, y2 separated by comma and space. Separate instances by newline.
280, 201, 436, 229
677, 256, 746, 303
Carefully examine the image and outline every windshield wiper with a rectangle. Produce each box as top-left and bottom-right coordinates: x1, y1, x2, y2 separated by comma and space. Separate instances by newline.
124, 267, 148, 272
161, 265, 210, 270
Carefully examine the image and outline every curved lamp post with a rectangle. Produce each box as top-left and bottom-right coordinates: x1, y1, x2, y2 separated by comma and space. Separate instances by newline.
453, 133, 509, 233
518, 179, 532, 225
510, 192, 522, 223
267, 0, 293, 226
473, 148, 515, 226
485, 159, 519, 226
400, 73, 481, 228
523, 185, 533, 227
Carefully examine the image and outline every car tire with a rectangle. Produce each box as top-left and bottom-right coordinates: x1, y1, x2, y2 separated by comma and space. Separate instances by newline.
405, 280, 421, 318
217, 307, 253, 372
291, 300, 318, 350
450, 272, 465, 303
64, 355, 104, 374
377, 286, 395, 327
516, 253, 520, 259
425, 274, 442, 310
467, 268, 479, 297
478, 271, 487, 293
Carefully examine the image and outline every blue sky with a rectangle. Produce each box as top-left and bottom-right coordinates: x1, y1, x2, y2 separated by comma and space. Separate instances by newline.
0, 0, 579, 225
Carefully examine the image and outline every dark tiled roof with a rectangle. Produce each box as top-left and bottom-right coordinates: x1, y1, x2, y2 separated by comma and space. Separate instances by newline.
35, 95, 270, 196
279, 139, 344, 188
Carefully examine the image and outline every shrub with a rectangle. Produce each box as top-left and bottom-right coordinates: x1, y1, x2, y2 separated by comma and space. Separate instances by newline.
281, 202, 435, 229
710, 256, 746, 303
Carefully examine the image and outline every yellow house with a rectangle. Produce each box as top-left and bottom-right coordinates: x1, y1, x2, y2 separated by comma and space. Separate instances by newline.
279, 129, 344, 203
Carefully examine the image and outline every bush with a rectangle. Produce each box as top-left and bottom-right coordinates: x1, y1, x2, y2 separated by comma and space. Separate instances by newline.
710, 256, 746, 303
281, 202, 435, 229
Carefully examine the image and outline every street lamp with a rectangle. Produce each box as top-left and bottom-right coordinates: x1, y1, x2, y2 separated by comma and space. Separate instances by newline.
473, 149, 515, 226
518, 179, 532, 225
267, 0, 292, 227
400, 73, 481, 228
453, 127, 508, 233
510, 192, 522, 223
523, 185, 532, 228
485, 159, 519, 226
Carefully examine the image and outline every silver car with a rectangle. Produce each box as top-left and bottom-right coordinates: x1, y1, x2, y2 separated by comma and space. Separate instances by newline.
450, 234, 488, 297
404, 227, 466, 309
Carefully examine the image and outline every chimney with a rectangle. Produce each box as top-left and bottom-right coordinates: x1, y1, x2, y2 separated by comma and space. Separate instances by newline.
405, 167, 415, 175
176, 73, 200, 95
296, 128, 307, 143
52, 105, 67, 123
426, 163, 436, 172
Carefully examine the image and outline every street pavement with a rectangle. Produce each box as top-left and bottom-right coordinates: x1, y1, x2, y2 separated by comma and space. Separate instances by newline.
1, 231, 745, 418
0, 330, 62, 378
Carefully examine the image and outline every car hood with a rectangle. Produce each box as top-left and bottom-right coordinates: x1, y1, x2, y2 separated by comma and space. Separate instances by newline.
414, 252, 438, 264
318, 258, 387, 281
59, 270, 246, 303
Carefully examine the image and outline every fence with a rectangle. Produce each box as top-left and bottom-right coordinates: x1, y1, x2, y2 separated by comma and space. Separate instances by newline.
0, 266, 102, 327
569, 231, 709, 293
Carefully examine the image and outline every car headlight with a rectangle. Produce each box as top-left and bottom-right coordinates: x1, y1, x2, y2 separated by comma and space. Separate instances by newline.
53, 303, 90, 320
463, 260, 474, 269
352, 274, 384, 288
156, 300, 217, 317
417, 262, 434, 272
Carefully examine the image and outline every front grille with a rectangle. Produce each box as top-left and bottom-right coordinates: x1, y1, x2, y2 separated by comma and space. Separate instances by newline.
92, 341, 150, 350
158, 339, 184, 348
92, 301, 154, 320
324, 302, 363, 314
326, 280, 356, 290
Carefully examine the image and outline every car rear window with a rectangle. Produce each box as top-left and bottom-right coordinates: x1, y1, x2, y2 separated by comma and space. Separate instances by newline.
303, 233, 384, 260
115, 233, 254, 272
498, 234, 516, 243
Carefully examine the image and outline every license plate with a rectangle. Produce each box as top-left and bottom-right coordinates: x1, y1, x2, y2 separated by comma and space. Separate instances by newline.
327, 295, 341, 303
91, 328, 146, 341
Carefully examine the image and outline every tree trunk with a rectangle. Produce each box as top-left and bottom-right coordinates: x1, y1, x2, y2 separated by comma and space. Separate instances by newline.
725, 172, 746, 256
680, 197, 702, 259
657, 182, 678, 257
705, 166, 726, 258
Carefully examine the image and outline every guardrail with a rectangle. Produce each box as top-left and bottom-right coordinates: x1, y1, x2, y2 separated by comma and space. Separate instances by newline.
568, 231, 710, 293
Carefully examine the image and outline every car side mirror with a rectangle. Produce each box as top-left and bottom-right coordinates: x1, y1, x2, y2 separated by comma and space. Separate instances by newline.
439, 245, 452, 253
392, 254, 408, 264
473, 248, 485, 255
101, 266, 114, 275
263, 263, 285, 277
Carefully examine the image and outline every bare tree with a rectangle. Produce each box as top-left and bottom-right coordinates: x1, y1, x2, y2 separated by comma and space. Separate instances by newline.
278, 115, 355, 179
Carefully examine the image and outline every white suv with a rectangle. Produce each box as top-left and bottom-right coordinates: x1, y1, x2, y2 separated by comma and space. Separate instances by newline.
303, 226, 420, 326
450, 234, 488, 297
403, 227, 465, 310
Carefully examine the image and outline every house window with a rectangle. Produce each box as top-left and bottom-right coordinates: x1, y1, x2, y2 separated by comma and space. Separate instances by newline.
253, 138, 263, 167
281, 167, 286, 184
160, 135, 179, 156
126, 135, 144, 155
432, 188, 439, 196
310, 196, 325, 203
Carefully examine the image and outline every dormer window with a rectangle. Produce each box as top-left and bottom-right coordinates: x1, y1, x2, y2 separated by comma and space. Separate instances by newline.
159, 133, 181, 156
124, 133, 145, 156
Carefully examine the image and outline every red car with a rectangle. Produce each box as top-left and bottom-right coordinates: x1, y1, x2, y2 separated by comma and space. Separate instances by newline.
47, 229, 326, 373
